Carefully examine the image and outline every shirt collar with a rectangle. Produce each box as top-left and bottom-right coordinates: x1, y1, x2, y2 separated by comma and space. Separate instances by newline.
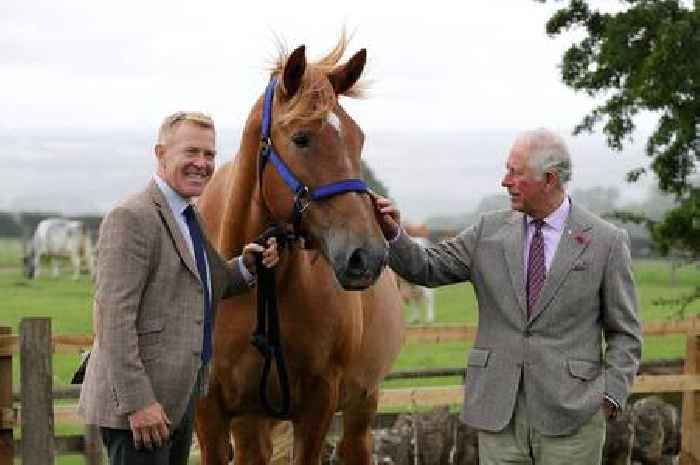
526, 196, 570, 232
153, 174, 191, 216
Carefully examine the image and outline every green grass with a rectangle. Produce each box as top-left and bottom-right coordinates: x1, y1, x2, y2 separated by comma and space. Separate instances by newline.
11, 424, 95, 464
1, 238, 699, 462
2, 239, 699, 387
432, 282, 479, 323
0, 238, 22, 268
2, 266, 94, 389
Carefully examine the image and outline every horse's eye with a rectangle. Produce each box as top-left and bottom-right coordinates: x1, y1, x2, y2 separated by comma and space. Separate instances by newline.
291, 132, 310, 148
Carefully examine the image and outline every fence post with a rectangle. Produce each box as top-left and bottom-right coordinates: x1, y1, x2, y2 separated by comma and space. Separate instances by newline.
84, 424, 103, 465
0, 326, 14, 465
20, 318, 55, 465
681, 323, 700, 465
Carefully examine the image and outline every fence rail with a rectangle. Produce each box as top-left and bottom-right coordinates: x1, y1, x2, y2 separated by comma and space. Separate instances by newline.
1, 318, 697, 357
2, 318, 700, 465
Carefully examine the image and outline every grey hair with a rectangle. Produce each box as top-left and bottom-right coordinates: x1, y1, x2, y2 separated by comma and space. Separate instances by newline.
157, 111, 215, 145
520, 128, 572, 185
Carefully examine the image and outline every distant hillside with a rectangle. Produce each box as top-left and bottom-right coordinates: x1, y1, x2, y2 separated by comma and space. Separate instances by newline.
423, 186, 678, 258
0, 211, 102, 239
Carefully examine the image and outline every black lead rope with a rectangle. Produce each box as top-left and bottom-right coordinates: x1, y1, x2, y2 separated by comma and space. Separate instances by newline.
250, 225, 293, 419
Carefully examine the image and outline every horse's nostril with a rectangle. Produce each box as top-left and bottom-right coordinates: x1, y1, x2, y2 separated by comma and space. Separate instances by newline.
347, 248, 369, 276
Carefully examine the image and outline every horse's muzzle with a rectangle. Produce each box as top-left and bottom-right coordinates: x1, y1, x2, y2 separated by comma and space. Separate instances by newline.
335, 245, 387, 290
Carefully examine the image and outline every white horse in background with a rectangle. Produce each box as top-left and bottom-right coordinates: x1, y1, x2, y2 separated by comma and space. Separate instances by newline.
24, 218, 95, 280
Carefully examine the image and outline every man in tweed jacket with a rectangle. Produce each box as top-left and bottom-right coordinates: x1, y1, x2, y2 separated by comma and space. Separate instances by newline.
78, 112, 278, 465
375, 129, 641, 464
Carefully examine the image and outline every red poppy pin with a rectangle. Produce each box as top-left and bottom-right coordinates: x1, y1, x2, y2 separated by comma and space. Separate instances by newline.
572, 231, 591, 245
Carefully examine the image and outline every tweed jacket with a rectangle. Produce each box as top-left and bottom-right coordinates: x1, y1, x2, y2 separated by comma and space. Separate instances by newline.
388, 203, 642, 436
78, 180, 251, 429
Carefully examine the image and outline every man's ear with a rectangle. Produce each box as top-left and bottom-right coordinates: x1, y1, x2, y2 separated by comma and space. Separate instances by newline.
154, 144, 167, 171
544, 171, 558, 189
155, 144, 165, 161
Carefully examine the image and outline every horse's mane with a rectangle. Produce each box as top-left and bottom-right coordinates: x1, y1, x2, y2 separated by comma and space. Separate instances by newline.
270, 33, 367, 128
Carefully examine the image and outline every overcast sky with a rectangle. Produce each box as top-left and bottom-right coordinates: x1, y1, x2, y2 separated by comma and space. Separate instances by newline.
0, 1, 659, 222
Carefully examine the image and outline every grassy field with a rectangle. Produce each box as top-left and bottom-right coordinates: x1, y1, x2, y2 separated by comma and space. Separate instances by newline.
2, 237, 700, 388
1, 237, 699, 464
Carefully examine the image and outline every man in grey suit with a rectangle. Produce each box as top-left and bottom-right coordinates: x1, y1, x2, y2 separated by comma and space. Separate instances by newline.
374, 128, 642, 464
78, 112, 279, 465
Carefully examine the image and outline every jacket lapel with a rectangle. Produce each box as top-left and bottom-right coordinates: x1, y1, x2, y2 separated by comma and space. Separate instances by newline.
528, 204, 592, 323
148, 181, 200, 279
502, 212, 527, 316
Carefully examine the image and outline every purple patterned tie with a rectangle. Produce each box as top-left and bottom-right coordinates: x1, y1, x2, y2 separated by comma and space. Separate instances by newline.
527, 219, 546, 317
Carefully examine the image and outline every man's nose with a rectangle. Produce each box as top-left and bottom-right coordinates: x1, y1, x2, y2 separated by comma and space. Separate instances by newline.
192, 155, 209, 167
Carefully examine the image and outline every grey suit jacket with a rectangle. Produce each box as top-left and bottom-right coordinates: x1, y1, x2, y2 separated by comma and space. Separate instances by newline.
78, 180, 251, 429
389, 203, 641, 436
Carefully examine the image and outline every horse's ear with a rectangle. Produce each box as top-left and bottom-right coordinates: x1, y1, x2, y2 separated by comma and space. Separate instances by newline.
282, 45, 306, 98
328, 48, 366, 95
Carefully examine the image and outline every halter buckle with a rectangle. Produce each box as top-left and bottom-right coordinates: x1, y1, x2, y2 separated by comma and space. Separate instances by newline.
260, 138, 272, 156
294, 186, 312, 214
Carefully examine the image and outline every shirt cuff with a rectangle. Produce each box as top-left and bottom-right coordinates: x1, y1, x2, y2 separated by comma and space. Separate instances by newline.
604, 394, 620, 410
236, 256, 256, 287
388, 227, 403, 244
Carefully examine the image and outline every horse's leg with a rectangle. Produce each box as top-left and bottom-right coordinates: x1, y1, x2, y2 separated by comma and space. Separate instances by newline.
292, 377, 339, 465
425, 287, 436, 323
52, 257, 59, 278
337, 389, 378, 465
230, 416, 275, 465
33, 253, 41, 278
195, 384, 233, 465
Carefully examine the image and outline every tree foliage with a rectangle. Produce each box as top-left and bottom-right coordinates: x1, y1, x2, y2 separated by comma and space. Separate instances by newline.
541, 0, 700, 259
651, 189, 700, 255
543, 0, 699, 194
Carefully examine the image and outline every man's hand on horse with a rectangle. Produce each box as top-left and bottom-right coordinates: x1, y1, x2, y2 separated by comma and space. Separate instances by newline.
243, 237, 279, 273
370, 193, 402, 241
128, 402, 171, 450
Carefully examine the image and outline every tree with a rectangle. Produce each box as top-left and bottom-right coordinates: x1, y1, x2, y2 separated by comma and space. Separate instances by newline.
541, 0, 699, 249
542, 0, 699, 192
541, 0, 699, 314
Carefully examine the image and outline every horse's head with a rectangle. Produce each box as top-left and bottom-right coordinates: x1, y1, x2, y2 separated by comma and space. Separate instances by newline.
259, 41, 386, 290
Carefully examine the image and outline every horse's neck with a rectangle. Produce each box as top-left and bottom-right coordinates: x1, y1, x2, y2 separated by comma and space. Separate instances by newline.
215, 121, 270, 258
208, 102, 308, 281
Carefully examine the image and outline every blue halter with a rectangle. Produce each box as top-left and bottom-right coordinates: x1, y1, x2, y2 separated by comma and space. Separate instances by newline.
259, 77, 369, 228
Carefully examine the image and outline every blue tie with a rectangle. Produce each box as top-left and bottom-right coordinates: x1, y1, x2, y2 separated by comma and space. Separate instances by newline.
183, 205, 212, 364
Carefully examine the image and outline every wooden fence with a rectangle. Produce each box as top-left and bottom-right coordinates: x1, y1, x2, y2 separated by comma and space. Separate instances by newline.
0, 319, 102, 465
1, 316, 700, 464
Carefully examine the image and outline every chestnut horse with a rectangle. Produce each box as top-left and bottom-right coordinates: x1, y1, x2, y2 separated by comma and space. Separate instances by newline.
195, 38, 404, 465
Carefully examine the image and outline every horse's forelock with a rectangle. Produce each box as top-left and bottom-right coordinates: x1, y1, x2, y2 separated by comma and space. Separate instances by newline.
269, 33, 366, 128
275, 70, 336, 128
